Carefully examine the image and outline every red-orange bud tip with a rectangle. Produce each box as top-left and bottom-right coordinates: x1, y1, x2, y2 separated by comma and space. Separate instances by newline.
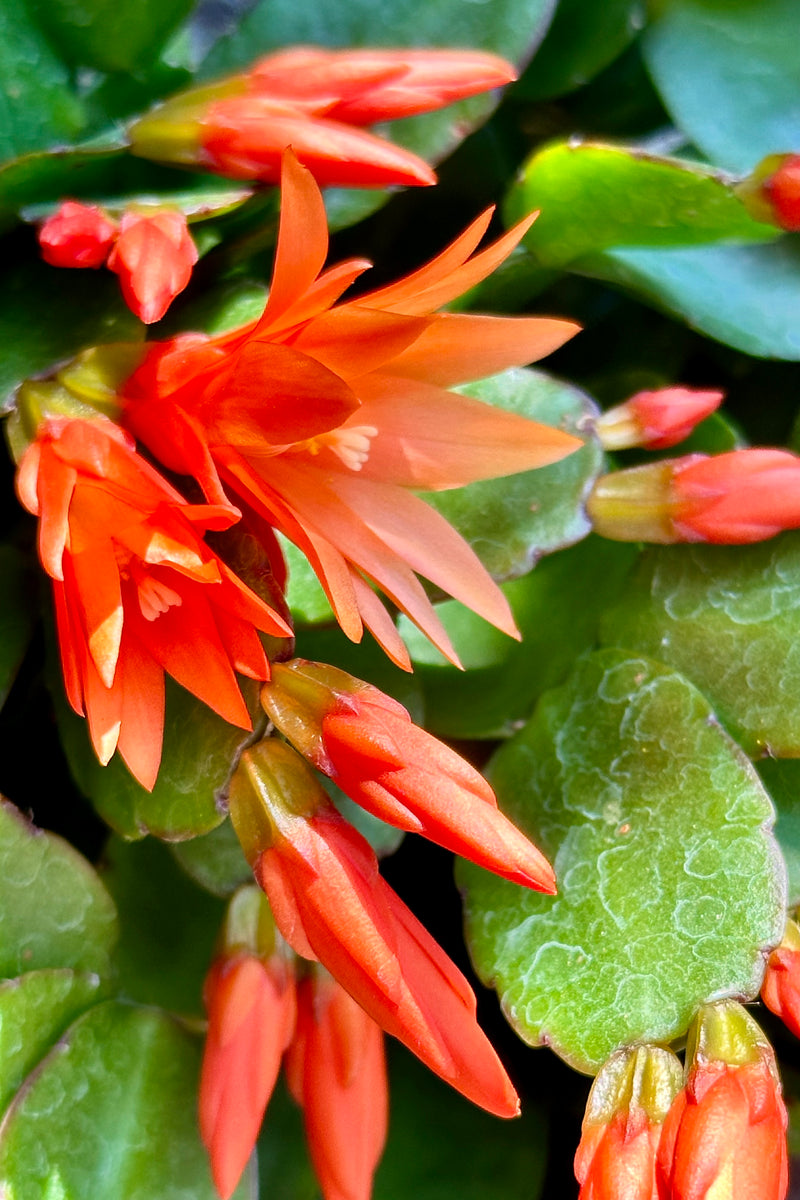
38, 201, 118, 269
107, 209, 198, 324
596, 387, 725, 451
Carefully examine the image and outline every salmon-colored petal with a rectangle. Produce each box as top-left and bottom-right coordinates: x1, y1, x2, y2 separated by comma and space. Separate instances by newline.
79, 635, 122, 766
115, 630, 165, 792
69, 541, 123, 688
261, 257, 372, 338
258, 150, 330, 327
349, 572, 412, 672
291, 307, 433, 379
36, 453, 77, 580
386, 312, 580, 385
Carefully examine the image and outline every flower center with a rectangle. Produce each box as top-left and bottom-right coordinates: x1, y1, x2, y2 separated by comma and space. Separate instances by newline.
302, 424, 378, 472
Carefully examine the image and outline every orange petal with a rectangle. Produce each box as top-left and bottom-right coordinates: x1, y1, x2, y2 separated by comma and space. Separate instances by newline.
115, 630, 165, 792
258, 150, 330, 327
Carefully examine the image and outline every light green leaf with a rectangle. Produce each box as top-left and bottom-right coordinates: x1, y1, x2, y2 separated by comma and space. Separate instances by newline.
423, 368, 602, 580
460, 649, 785, 1073
578, 238, 800, 360
0, 970, 106, 1116
101, 837, 226, 1017
0, 798, 117, 979
0, 1001, 252, 1199
399, 536, 639, 739
644, 0, 800, 173
600, 535, 800, 758
505, 142, 776, 269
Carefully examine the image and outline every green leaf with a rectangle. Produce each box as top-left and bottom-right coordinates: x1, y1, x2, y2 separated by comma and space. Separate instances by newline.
170, 819, 253, 899
0, 798, 117, 979
0, 546, 35, 710
517, 0, 646, 100
375, 1045, 548, 1199
579, 238, 800, 360
399, 536, 639, 739
505, 142, 776, 269
0, 1001, 252, 1199
280, 533, 335, 626
0, 970, 106, 1116
0, 259, 142, 407
26, 0, 195, 73
643, 0, 800, 173
0, 2, 86, 163
54, 671, 260, 841
459, 649, 785, 1073
757, 759, 800, 909
101, 837, 225, 1017
423, 368, 603, 580
600, 535, 800, 758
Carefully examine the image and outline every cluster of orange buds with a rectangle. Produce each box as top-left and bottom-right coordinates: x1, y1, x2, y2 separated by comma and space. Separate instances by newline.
38, 200, 198, 323
199, 885, 387, 1200
128, 46, 516, 188
575, 1002, 788, 1200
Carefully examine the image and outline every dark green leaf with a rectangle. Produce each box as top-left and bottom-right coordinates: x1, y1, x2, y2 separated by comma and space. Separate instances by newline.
399, 536, 638, 739
0, 2, 86, 163
517, 0, 646, 100
505, 142, 776, 269
757, 758, 800, 909
26, 0, 196, 73
0, 970, 106, 1116
423, 368, 602, 580
170, 818, 253, 899
460, 649, 785, 1073
644, 0, 800, 173
0, 1001, 252, 1199
579, 237, 800, 360
0, 546, 35, 711
0, 259, 142, 407
54, 671, 260, 840
600, 535, 800, 758
101, 836, 225, 1016
0, 798, 117, 979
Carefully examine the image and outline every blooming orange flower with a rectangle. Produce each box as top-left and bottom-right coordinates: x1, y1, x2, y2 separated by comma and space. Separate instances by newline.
38, 200, 119, 268
15, 417, 290, 789
261, 658, 556, 892
574, 1046, 682, 1200
122, 150, 580, 668
129, 47, 516, 188
656, 1002, 788, 1200
228, 737, 520, 1118
199, 886, 297, 1200
286, 969, 388, 1200
595, 387, 724, 451
762, 918, 800, 1041
106, 209, 198, 324
587, 448, 800, 545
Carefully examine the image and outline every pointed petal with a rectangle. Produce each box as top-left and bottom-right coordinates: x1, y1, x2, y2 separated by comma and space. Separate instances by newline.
258, 150, 330, 327
261, 258, 372, 337
387, 312, 580, 385
291, 307, 433, 379
36, 453, 77, 581
115, 631, 165, 792
52, 579, 85, 716
69, 542, 124, 688
349, 573, 412, 672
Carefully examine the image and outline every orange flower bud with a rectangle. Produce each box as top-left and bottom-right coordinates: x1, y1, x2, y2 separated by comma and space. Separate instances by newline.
38, 200, 119, 269
261, 658, 556, 893
574, 1045, 683, 1200
199, 887, 296, 1200
587, 449, 800, 544
656, 1002, 788, 1200
228, 737, 520, 1117
129, 47, 516, 189
737, 153, 800, 231
762, 917, 800, 1040
286, 969, 388, 1200
595, 387, 724, 452
106, 209, 198, 324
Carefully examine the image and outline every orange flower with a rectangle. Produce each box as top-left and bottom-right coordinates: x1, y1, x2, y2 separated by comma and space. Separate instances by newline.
106, 209, 198, 324
286, 969, 388, 1200
199, 888, 297, 1200
122, 150, 580, 668
15, 417, 290, 789
574, 1046, 682, 1200
656, 1002, 788, 1200
228, 737, 520, 1118
129, 47, 516, 188
595, 387, 724, 451
261, 658, 556, 892
38, 200, 119, 268
762, 917, 800, 1040
587, 449, 800, 545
